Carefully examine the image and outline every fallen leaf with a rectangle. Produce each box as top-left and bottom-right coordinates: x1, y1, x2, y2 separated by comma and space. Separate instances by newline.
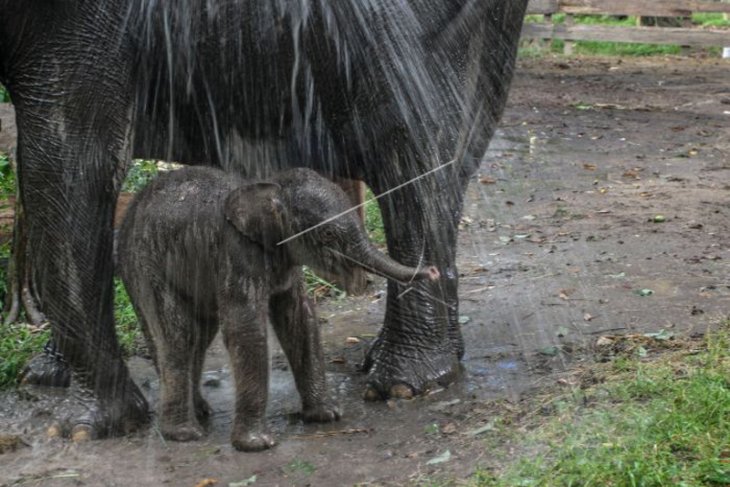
466, 423, 495, 437
583, 163, 597, 171
330, 357, 346, 364
441, 423, 457, 435
426, 450, 452, 465
558, 289, 574, 300
194, 480, 218, 487
229, 475, 257, 487
424, 423, 440, 435
539, 346, 560, 357
479, 175, 496, 184
596, 336, 614, 347
644, 330, 674, 341
583, 313, 594, 322
345, 337, 361, 345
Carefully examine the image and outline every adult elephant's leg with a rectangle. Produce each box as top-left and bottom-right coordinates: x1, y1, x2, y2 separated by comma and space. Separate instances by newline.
13, 69, 148, 436
362, 161, 465, 399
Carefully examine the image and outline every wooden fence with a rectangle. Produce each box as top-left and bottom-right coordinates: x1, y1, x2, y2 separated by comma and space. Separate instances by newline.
523, 0, 730, 49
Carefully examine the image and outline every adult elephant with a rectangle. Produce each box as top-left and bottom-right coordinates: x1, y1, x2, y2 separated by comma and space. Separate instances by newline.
0, 0, 528, 437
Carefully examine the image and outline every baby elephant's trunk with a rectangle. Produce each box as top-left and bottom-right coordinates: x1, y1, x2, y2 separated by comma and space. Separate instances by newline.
356, 242, 439, 284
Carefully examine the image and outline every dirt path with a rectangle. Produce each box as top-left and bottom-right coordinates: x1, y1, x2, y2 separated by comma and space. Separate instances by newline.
1, 55, 728, 486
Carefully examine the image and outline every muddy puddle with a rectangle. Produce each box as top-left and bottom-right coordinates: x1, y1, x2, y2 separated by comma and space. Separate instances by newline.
1, 55, 729, 486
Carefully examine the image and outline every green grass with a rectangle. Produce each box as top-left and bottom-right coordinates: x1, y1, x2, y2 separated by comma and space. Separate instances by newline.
476, 325, 730, 486
0, 324, 50, 388
692, 13, 730, 28
0, 151, 15, 199
0, 84, 9, 103
114, 278, 143, 357
122, 159, 159, 192
364, 188, 386, 247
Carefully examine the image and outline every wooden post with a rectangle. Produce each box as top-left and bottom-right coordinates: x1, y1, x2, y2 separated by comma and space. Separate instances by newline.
563, 14, 576, 55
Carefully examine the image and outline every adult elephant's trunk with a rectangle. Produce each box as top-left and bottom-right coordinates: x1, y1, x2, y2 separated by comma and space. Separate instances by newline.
352, 241, 439, 283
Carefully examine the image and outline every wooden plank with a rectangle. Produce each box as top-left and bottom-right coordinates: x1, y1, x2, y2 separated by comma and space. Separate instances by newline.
526, 0, 559, 15
557, 0, 730, 16
522, 23, 730, 47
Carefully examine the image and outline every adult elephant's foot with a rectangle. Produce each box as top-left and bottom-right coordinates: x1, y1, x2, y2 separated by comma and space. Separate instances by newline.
231, 424, 276, 452
160, 420, 205, 442
45, 378, 150, 441
19, 344, 72, 388
302, 403, 342, 423
361, 334, 461, 401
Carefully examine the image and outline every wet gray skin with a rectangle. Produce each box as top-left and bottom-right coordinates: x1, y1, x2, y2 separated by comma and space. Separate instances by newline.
0, 1, 528, 436
117, 166, 438, 451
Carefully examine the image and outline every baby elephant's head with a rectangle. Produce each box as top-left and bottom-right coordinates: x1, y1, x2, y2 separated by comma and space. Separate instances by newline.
224, 168, 438, 289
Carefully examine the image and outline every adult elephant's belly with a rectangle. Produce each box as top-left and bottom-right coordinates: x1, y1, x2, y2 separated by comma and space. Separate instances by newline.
128, 1, 358, 173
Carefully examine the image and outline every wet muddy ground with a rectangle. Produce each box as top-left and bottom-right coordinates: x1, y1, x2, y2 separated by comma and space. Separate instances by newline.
1, 55, 729, 486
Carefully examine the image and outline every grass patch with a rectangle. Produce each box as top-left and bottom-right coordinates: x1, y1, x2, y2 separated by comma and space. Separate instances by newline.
122, 159, 159, 193
0, 151, 15, 199
692, 13, 730, 28
475, 324, 730, 486
0, 84, 9, 103
114, 278, 143, 357
364, 188, 385, 247
0, 324, 50, 388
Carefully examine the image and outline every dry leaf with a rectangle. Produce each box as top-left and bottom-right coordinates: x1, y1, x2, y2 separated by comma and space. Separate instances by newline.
479, 175, 496, 184
583, 163, 597, 171
583, 313, 594, 322
558, 288, 575, 301
441, 423, 457, 435
345, 337, 361, 345
194, 479, 218, 487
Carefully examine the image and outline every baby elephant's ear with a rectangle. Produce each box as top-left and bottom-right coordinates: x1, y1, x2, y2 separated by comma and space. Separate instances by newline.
224, 183, 287, 249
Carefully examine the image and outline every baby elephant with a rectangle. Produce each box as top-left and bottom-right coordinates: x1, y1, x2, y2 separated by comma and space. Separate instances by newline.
117, 166, 438, 451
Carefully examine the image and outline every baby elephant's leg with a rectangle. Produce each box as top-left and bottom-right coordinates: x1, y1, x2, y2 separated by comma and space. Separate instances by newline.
145, 288, 204, 442
191, 318, 218, 420
220, 303, 275, 452
270, 282, 341, 423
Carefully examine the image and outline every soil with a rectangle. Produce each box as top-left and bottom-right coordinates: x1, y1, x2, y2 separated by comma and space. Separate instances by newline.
0, 54, 728, 486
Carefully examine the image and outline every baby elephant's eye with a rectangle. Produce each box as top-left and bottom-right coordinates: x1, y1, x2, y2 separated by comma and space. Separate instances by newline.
321, 227, 337, 243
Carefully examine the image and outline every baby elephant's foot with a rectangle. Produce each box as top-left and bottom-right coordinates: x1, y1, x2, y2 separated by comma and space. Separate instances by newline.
231, 426, 276, 452
302, 403, 341, 423
161, 420, 205, 442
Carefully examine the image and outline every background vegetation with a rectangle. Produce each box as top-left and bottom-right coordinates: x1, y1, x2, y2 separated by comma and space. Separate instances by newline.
474, 325, 730, 486
521, 13, 730, 57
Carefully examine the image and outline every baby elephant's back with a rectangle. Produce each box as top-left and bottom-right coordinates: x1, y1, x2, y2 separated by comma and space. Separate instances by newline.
117, 166, 240, 267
